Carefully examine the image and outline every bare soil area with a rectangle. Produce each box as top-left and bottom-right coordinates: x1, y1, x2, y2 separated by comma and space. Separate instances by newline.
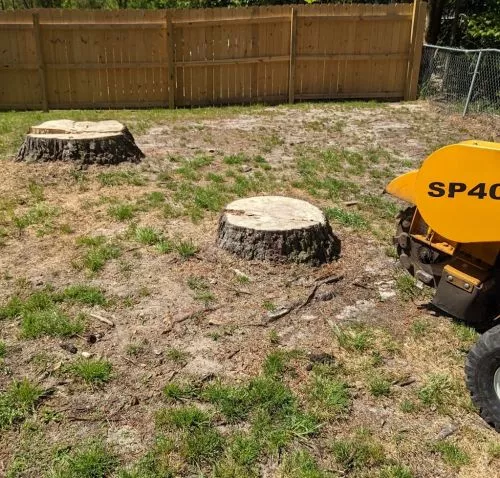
0, 101, 499, 478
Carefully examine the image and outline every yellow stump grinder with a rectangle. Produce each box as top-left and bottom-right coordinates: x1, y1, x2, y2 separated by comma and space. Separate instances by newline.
385, 140, 500, 431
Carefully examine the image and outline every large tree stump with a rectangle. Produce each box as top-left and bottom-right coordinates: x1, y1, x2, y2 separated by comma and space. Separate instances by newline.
217, 196, 340, 265
16, 120, 144, 164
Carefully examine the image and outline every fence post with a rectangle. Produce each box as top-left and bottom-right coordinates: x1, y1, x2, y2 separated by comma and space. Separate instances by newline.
166, 14, 176, 109
288, 7, 297, 104
463, 51, 482, 116
405, 0, 426, 100
33, 13, 48, 112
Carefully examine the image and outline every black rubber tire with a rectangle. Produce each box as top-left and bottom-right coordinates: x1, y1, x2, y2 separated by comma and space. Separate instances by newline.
465, 324, 500, 431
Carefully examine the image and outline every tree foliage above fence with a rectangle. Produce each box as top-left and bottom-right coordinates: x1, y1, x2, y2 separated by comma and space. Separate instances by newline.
427, 0, 500, 49
2, 0, 413, 9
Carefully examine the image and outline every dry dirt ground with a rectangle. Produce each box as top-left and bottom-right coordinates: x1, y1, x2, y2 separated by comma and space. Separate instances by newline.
0, 101, 499, 478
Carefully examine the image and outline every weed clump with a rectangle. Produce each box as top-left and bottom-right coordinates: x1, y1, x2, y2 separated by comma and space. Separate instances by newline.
0, 290, 84, 338
76, 235, 121, 273
67, 359, 113, 385
0, 379, 43, 429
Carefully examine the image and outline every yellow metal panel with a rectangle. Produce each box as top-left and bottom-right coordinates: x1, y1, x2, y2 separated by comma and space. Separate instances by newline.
459, 140, 500, 151
412, 142, 500, 243
384, 170, 418, 204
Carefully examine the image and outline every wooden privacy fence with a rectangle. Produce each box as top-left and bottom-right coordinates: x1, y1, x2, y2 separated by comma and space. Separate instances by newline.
0, 2, 427, 111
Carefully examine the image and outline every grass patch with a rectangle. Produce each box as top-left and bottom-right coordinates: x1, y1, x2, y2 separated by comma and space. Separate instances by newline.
410, 318, 432, 338
361, 194, 399, 220
262, 350, 291, 378
262, 300, 277, 312
126, 342, 145, 357
395, 272, 423, 302
175, 238, 199, 259
108, 203, 136, 221
98, 170, 146, 186
22, 309, 84, 339
187, 276, 215, 304
324, 206, 368, 230
280, 449, 330, 477
28, 181, 45, 202
156, 405, 211, 431
418, 374, 455, 410
334, 325, 373, 352
269, 329, 280, 344
430, 441, 470, 467
0, 290, 84, 338
452, 323, 479, 345
140, 191, 166, 209
135, 226, 163, 246
155, 238, 174, 254
0, 379, 43, 429
201, 381, 252, 422
12, 203, 59, 234
57, 284, 106, 306
67, 359, 113, 385
77, 235, 121, 273
379, 464, 414, 478
165, 348, 191, 364
223, 153, 247, 165
49, 440, 119, 478
156, 406, 224, 465
117, 442, 175, 478
368, 376, 392, 397
0, 341, 5, 358
331, 429, 385, 472
307, 374, 351, 419
399, 399, 419, 413
488, 442, 500, 460
124, 353, 337, 475
294, 148, 362, 200
163, 382, 200, 401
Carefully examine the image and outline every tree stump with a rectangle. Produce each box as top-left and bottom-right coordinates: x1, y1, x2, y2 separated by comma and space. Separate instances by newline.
217, 196, 340, 265
16, 120, 144, 164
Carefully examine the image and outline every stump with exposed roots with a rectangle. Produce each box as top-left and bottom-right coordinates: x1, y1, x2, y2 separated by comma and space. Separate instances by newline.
217, 196, 341, 265
16, 120, 144, 164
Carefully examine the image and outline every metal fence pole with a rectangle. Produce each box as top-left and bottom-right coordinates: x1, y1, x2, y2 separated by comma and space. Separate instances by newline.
463, 51, 483, 116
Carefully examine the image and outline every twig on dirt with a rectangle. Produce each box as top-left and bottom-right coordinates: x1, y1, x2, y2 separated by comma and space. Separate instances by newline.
174, 306, 218, 324
122, 355, 139, 366
352, 281, 375, 290
298, 274, 344, 311
67, 415, 121, 422
395, 377, 416, 387
227, 349, 240, 359
319, 274, 344, 285
125, 246, 140, 253
265, 307, 293, 324
165, 370, 178, 382
89, 312, 115, 327
66, 416, 100, 422
229, 287, 252, 295
297, 284, 320, 311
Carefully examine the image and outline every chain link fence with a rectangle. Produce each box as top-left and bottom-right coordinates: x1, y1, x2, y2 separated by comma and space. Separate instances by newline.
419, 44, 500, 116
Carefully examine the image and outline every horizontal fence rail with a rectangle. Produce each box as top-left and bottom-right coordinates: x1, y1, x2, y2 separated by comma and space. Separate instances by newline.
0, 3, 426, 111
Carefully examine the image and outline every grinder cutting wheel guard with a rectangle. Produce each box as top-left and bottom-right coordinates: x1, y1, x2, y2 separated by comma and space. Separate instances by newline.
385, 140, 500, 431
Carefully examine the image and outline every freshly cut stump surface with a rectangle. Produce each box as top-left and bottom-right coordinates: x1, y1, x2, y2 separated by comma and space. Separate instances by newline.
217, 196, 340, 265
16, 120, 144, 164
